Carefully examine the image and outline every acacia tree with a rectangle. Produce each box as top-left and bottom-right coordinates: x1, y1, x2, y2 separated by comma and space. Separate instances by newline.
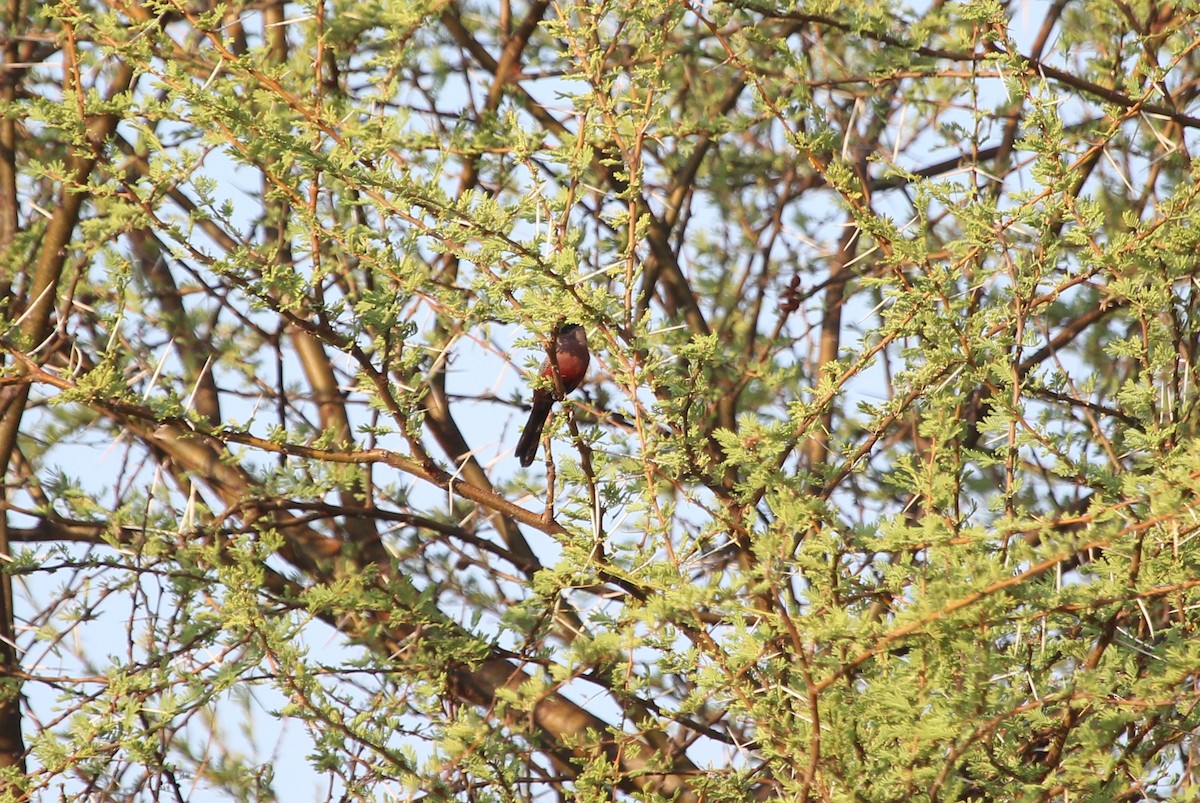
3, 0, 1200, 799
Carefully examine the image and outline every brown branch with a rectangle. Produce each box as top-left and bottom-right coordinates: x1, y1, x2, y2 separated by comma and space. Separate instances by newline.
0, 35, 135, 781
0, 348, 707, 799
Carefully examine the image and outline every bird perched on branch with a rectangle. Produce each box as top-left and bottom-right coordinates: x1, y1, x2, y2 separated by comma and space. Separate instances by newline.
514, 323, 590, 467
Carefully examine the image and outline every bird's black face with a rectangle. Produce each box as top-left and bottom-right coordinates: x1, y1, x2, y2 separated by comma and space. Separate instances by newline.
560, 323, 582, 334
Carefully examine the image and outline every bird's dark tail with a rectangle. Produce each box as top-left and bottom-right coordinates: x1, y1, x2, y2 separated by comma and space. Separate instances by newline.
515, 397, 553, 467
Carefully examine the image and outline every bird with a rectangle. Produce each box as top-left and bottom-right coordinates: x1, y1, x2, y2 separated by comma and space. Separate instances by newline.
514, 323, 590, 467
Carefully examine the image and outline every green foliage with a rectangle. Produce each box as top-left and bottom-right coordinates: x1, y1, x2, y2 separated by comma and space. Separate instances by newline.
4, 0, 1200, 800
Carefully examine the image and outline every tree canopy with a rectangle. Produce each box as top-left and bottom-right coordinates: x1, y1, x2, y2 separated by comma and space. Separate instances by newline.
4, 0, 1200, 799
